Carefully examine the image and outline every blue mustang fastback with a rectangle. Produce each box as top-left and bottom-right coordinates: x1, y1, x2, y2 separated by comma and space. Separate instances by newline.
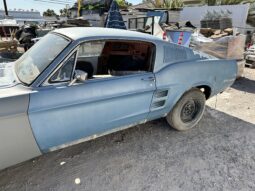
0, 27, 237, 170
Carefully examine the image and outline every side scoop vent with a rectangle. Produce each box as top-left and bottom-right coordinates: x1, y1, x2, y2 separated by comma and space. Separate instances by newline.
151, 100, 166, 108
154, 90, 168, 98
150, 89, 169, 110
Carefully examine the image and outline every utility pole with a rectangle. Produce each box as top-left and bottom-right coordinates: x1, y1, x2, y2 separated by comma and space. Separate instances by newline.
77, 0, 81, 17
3, 0, 8, 16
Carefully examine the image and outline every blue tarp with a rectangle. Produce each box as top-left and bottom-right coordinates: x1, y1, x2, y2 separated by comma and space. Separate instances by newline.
105, 1, 126, 30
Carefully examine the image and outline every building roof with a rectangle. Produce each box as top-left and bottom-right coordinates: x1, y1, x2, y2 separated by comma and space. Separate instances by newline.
0, 10, 43, 22
53, 27, 162, 42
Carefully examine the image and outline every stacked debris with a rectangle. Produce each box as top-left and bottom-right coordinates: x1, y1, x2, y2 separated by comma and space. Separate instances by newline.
0, 40, 18, 53
192, 31, 246, 78
162, 21, 196, 31
247, 4, 255, 27
200, 10, 232, 30
191, 25, 246, 77
252, 33, 255, 45
161, 21, 196, 47
62, 18, 91, 28
15, 25, 37, 51
199, 28, 233, 39
192, 8, 246, 78
193, 34, 245, 59
244, 44, 255, 68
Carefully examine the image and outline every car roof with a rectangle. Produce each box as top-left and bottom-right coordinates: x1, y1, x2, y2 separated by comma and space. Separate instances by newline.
52, 27, 162, 42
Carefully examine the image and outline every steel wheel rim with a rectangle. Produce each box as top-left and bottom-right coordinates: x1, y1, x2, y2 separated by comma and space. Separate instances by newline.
180, 99, 201, 123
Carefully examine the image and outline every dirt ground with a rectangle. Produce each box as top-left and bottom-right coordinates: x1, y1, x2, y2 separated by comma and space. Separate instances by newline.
0, 68, 255, 191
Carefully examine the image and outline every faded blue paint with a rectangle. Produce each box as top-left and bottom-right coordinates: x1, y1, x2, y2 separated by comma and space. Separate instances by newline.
26, 28, 237, 152
0, 28, 238, 169
147, 59, 237, 120
29, 73, 156, 152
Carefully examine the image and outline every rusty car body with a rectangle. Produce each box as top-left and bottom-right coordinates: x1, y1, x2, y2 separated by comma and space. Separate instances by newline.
0, 27, 237, 170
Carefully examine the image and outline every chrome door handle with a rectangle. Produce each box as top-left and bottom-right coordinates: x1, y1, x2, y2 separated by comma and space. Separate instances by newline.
141, 76, 155, 82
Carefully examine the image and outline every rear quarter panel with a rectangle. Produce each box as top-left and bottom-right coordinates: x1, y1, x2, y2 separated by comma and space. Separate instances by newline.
148, 58, 237, 120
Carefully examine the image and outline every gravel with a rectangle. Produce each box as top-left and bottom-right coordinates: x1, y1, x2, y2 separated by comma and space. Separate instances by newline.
0, 68, 255, 191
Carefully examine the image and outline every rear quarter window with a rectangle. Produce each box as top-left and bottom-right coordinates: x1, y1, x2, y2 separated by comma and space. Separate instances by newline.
163, 44, 195, 63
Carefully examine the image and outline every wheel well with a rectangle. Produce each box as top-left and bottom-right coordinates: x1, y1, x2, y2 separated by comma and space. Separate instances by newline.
196, 85, 211, 99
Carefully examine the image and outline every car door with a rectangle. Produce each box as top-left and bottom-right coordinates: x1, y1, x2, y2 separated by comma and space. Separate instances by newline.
28, 41, 156, 152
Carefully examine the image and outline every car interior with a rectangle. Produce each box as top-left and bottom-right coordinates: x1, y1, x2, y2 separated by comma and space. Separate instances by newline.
50, 40, 155, 83
75, 40, 155, 79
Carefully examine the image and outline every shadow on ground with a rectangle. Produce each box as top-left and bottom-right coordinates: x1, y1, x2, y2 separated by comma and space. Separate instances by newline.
0, 107, 255, 191
232, 77, 255, 94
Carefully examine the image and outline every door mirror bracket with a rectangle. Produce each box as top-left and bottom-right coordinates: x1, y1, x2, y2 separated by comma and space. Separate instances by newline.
69, 70, 88, 86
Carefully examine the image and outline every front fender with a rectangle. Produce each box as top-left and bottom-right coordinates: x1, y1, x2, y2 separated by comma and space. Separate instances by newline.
0, 94, 41, 170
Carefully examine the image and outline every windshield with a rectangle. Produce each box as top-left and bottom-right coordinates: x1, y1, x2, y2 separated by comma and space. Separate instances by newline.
15, 33, 70, 85
0, 62, 16, 88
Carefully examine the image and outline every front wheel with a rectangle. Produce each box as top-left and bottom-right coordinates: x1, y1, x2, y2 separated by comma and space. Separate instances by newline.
166, 88, 206, 131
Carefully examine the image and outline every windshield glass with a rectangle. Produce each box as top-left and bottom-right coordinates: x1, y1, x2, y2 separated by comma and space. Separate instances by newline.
0, 62, 16, 88
15, 33, 70, 85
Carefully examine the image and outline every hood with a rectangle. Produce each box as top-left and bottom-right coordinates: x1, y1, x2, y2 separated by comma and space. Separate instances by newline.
0, 83, 32, 99
0, 62, 33, 99
0, 62, 18, 88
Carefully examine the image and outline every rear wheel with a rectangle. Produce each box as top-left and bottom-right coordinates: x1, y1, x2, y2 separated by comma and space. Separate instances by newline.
166, 88, 206, 131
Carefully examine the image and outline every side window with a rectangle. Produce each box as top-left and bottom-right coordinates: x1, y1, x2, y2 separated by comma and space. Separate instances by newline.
78, 41, 105, 57
50, 52, 76, 83
74, 40, 155, 80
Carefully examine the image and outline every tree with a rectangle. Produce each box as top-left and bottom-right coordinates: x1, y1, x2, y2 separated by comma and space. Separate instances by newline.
203, 0, 255, 5
59, 8, 70, 17
43, 9, 58, 17
116, 0, 132, 8
163, 0, 184, 8
148, 0, 183, 9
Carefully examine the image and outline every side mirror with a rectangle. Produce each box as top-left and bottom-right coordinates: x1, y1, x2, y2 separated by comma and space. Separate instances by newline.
68, 70, 88, 86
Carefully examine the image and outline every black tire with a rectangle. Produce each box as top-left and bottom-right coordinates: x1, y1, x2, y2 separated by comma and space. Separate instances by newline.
166, 88, 206, 131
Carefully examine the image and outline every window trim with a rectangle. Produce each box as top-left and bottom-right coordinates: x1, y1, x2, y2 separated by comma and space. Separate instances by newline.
48, 51, 78, 84
76, 39, 156, 73
42, 39, 156, 87
42, 46, 79, 86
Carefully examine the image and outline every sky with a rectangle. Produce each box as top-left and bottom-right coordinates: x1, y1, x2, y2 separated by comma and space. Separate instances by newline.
0, 0, 141, 15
